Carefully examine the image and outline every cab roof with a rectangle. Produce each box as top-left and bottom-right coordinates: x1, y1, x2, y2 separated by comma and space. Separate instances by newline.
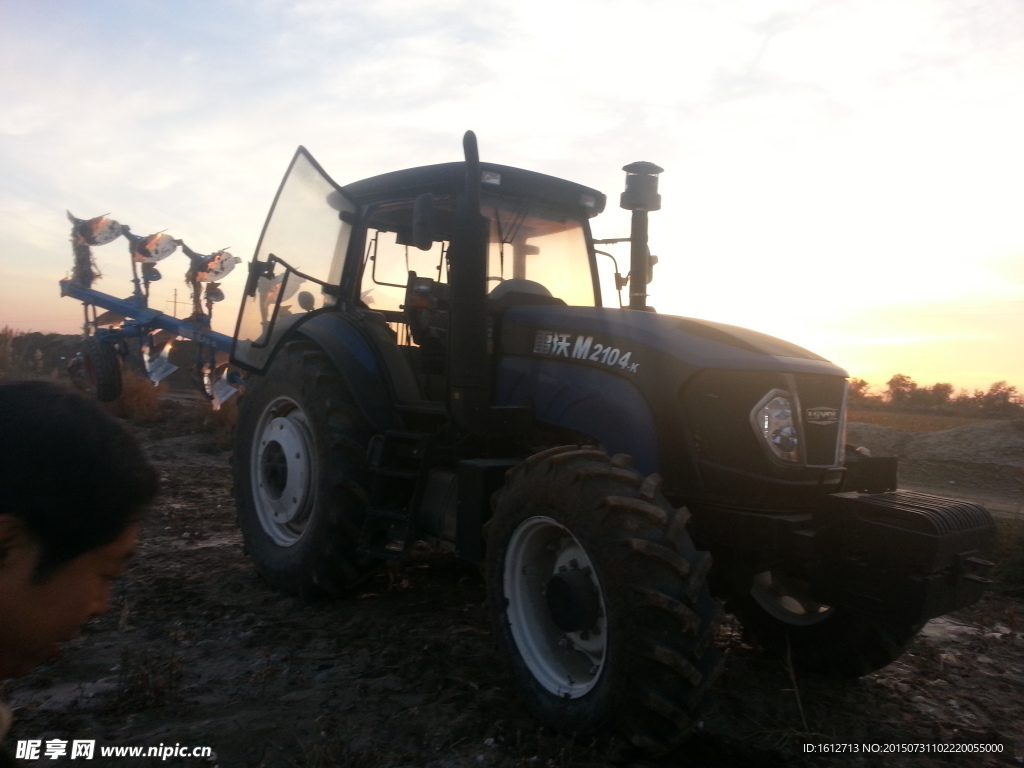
340, 161, 607, 218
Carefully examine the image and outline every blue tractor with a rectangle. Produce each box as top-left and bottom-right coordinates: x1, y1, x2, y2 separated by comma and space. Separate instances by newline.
229, 132, 995, 754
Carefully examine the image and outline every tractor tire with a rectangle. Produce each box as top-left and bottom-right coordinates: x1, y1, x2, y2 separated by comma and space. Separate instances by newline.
727, 569, 923, 677
485, 447, 723, 755
233, 340, 377, 598
81, 336, 122, 402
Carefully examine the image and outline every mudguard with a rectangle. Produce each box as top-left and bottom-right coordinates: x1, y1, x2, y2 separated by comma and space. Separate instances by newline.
293, 311, 410, 432
496, 356, 659, 473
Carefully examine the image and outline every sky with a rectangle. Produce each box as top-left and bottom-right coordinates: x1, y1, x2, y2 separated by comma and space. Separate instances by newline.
1, 0, 1022, 393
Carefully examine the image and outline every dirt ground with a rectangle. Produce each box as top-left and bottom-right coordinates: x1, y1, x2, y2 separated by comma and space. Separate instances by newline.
3, 398, 1023, 767
846, 417, 1023, 517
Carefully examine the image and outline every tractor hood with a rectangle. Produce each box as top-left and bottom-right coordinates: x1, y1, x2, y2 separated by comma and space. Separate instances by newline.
497, 305, 847, 382
496, 305, 850, 499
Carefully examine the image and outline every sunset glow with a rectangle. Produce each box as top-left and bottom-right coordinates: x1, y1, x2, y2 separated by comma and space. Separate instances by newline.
1, 0, 1021, 392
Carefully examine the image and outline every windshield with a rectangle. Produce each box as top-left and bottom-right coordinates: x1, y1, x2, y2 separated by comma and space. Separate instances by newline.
484, 194, 597, 307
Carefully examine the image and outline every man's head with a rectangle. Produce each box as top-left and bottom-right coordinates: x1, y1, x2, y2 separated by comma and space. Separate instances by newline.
0, 381, 158, 678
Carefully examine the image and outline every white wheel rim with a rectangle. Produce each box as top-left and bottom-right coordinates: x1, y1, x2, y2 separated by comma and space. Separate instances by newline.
751, 570, 834, 626
251, 396, 316, 547
504, 516, 607, 698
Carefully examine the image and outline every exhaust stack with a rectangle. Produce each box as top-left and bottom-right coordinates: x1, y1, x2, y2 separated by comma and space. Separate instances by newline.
620, 161, 663, 311
446, 131, 492, 432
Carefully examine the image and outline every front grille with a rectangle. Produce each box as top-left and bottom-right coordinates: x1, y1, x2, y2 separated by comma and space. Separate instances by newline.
680, 369, 848, 509
793, 373, 847, 467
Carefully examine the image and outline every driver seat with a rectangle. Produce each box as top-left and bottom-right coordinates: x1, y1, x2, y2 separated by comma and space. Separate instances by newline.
487, 278, 565, 311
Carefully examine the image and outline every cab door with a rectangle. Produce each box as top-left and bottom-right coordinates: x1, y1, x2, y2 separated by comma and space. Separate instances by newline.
231, 147, 358, 373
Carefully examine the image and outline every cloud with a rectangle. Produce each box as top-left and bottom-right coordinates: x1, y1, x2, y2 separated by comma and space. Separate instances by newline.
0, 0, 1022, 393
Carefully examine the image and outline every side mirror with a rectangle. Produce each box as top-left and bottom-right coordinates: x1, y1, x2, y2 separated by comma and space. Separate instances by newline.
412, 193, 435, 251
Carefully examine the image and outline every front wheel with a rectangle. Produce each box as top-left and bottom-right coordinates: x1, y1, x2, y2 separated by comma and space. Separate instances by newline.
485, 447, 723, 755
233, 340, 377, 597
727, 567, 923, 677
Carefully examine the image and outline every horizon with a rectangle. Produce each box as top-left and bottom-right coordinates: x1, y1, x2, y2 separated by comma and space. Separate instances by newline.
2, 1, 1022, 393
3, 319, 1018, 398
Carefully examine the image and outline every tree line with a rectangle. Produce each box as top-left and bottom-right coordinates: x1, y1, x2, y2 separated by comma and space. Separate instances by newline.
849, 375, 1024, 418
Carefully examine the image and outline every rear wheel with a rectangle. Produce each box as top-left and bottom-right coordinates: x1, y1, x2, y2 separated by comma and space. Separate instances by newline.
485, 447, 722, 755
233, 340, 377, 597
81, 336, 122, 402
728, 568, 923, 677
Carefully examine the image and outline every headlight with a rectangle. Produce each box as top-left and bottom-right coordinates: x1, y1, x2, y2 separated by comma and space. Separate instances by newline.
753, 389, 800, 463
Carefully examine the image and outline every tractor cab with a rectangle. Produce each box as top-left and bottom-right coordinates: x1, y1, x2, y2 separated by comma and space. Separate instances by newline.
232, 143, 608, 427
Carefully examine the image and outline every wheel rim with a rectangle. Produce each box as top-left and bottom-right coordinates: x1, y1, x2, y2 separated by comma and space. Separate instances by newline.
251, 396, 316, 547
750, 570, 834, 626
504, 516, 608, 698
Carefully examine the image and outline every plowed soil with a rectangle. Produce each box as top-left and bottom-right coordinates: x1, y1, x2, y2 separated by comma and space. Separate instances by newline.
3, 400, 1022, 767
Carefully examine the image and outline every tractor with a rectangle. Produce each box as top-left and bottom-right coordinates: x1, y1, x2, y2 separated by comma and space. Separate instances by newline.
228, 131, 995, 754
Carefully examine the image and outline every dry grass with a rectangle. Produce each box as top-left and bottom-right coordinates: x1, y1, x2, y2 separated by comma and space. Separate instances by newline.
103, 371, 168, 423
847, 409, 993, 432
185, 391, 238, 450
0, 325, 23, 372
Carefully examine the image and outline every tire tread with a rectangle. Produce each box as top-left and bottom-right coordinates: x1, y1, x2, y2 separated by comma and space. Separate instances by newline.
233, 340, 377, 598
486, 448, 723, 755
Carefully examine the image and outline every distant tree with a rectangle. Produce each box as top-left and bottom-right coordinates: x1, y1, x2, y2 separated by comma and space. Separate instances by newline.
930, 382, 954, 407
909, 382, 955, 409
869, 376, 1021, 416
848, 378, 872, 402
906, 387, 929, 408
886, 374, 917, 407
970, 388, 987, 412
980, 381, 1022, 417
952, 388, 980, 414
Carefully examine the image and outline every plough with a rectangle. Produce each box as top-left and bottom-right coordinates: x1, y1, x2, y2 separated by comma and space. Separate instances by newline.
59, 212, 242, 406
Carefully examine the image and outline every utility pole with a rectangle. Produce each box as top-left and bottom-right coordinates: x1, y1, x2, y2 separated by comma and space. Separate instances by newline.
166, 288, 188, 318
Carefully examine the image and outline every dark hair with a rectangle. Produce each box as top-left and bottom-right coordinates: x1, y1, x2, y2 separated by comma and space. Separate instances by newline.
0, 381, 158, 581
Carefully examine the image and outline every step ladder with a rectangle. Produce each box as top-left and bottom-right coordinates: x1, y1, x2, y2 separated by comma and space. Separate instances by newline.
357, 430, 432, 560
